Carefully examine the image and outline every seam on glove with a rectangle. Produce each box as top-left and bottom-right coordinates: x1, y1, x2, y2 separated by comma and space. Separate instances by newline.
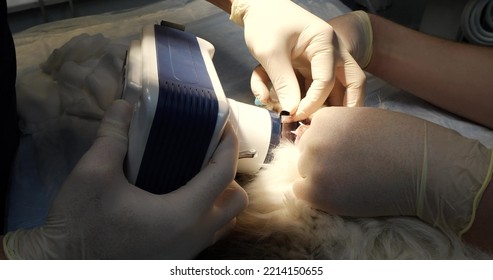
459, 148, 493, 236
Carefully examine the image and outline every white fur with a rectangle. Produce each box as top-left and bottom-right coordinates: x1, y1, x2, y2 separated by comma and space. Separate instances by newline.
201, 143, 491, 259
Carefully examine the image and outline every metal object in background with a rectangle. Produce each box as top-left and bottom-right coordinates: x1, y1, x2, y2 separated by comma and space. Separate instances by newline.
420, 0, 493, 46
461, 0, 493, 46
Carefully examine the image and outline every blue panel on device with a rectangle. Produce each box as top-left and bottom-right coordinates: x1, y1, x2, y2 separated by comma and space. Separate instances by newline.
136, 25, 219, 194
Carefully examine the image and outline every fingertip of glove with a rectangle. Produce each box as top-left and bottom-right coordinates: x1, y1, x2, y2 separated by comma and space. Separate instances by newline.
215, 182, 249, 210
279, 98, 299, 114
111, 99, 132, 112
105, 99, 133, 124
96, 99, 133, 144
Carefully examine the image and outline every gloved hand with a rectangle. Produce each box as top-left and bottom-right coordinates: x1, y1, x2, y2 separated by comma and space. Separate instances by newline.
2, 100, 248, 259
230, 0, 366, 121
328, 11, 373, 71
293, 107, 493, 235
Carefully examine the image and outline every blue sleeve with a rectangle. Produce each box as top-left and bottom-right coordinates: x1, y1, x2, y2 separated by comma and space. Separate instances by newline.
0, 0, 20, 234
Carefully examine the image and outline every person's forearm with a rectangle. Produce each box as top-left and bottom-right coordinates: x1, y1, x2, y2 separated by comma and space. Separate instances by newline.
206, 0, 233, 14
365, 14, 493, 129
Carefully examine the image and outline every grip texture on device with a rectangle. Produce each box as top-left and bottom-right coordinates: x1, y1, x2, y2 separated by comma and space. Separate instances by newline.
136, 26, 219, 194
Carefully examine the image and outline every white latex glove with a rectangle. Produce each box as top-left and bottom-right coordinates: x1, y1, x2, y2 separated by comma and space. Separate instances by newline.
231, 0, 366, 121
3, 100, 248, 259
293, 107, 493, 235
328, 11, 373, 72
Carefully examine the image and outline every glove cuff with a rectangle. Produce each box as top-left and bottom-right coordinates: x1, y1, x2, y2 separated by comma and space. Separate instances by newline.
460, 149, 493, 236
351, 10, 373, 69
415, 128, 493, 236
3, 231, 23, 260
2, 227, 63, 259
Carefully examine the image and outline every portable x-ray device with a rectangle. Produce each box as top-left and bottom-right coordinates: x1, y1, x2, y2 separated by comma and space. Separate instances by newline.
122, 22, 281, 194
